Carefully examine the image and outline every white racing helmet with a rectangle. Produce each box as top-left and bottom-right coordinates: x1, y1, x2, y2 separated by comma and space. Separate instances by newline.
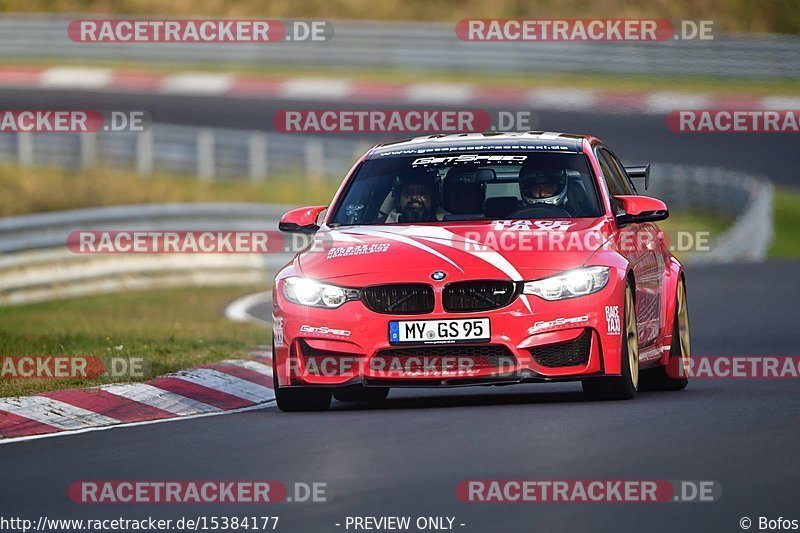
519, 166, 568, 207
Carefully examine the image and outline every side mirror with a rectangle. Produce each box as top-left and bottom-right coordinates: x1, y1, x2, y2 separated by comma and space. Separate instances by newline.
624, 164, 650, 190
278, 205, 327, 233
614, 195, 668, 225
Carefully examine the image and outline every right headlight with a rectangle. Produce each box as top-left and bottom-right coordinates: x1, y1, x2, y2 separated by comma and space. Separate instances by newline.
282, 277, 359, 309
522, 266, 611, 301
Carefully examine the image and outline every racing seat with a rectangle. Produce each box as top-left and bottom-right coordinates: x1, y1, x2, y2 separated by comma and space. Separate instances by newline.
442, 166, 486, 214
564, 172, 590, 216
484, 196, 519, 218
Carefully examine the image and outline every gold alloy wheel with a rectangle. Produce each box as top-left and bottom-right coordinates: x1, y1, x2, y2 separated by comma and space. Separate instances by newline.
625, 286, 640, 389
676, 278, 691, 375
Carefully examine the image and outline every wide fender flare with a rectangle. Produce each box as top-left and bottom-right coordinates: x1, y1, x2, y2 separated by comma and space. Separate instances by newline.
659, 256, 684, 365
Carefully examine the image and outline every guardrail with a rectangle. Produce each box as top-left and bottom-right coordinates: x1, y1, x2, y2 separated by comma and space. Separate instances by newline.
0, 125, 371, 181
0, 15, 798, 78
0, 164, 774, 306
647, 164, 773, 263
0, 203, 297, 305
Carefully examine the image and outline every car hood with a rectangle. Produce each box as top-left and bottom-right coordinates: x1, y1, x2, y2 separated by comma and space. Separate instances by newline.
296, 218, 614, 285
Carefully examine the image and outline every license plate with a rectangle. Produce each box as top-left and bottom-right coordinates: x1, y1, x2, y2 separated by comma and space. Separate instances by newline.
389, 318, 490, 344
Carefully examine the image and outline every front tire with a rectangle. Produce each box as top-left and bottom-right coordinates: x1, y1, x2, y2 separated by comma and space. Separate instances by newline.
582, 282, 639, 401
272, 341, 332, 412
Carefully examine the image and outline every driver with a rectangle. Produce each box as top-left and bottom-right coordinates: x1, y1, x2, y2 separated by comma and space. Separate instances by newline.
518, 159, 569, 209
385, 167, 448, 223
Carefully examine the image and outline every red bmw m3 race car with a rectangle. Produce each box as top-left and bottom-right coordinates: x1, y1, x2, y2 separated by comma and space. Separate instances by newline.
272, 132, 691, 411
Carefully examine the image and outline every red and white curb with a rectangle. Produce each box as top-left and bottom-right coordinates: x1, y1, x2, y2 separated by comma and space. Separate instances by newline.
1, 66, 797, 114
0, 351, 274, 443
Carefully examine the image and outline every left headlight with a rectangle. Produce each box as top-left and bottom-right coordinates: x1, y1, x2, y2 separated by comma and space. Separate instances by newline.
282, 277, 359, 309
522, 266, 611, 301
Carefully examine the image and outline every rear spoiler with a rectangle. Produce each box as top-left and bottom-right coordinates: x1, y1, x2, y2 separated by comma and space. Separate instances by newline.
624, 164, 650, 190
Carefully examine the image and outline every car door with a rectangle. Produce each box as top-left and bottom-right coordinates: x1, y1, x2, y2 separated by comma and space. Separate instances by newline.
596, 147, 664, 348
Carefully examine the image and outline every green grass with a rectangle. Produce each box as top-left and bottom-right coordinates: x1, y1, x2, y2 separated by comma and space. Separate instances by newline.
0, 164, 339, 217
770, 187, 800, 258
4, 57, 799, 97
0, 285, 268, 397
660, 211, 732, 235
658, 211, 734, 261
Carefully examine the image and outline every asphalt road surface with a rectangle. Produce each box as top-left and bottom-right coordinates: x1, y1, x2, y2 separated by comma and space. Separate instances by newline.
1, 260, 798, 532
1, 87, 797, 186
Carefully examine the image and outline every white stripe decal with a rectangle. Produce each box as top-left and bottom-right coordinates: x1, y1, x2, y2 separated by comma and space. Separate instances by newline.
0, 396, 118, 430
322, 232, 365, 244
174, 369, 274, 403
217, 359, 274, 377
102, 383, 219, 416
342, 225, 532, 312
340, 227, 464, 272
414, 233, 533, 313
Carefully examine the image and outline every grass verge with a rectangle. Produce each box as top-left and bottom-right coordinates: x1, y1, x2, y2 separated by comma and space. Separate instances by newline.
0, 164, 339, 217
0, 285, 267, 397
770, 187, 800, 258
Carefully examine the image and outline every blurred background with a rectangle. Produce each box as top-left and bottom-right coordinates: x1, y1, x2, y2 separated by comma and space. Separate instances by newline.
0, 0, 798, 395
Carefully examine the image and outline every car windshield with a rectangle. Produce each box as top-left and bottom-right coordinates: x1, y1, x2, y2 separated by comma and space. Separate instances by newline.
329, 151, 603, 226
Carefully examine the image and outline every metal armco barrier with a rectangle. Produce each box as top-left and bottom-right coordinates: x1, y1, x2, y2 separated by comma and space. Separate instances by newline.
0, 125, 370, 181
0, 16, 798, 78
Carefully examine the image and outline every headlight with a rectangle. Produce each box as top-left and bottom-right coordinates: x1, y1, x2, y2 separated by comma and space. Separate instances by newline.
522, 266, 610, 301
283, 277, 359, 308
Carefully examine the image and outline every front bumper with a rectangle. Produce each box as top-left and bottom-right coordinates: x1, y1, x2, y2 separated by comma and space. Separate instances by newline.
272, 273, 626, 388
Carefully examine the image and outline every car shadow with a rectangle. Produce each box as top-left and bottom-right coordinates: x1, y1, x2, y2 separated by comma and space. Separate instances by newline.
258, 382, 708, 414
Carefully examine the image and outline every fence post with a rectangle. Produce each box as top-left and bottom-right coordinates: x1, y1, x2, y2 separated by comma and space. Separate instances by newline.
248, 132, 268, 182
80, 132, 97, 168
197, 128, 215, 182
136, 129, 154, 176
16, 132, 33, 167
304, 139, 325, 181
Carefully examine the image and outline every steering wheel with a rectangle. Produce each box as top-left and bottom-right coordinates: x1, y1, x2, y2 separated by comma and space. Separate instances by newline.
508, 204, 571, 219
